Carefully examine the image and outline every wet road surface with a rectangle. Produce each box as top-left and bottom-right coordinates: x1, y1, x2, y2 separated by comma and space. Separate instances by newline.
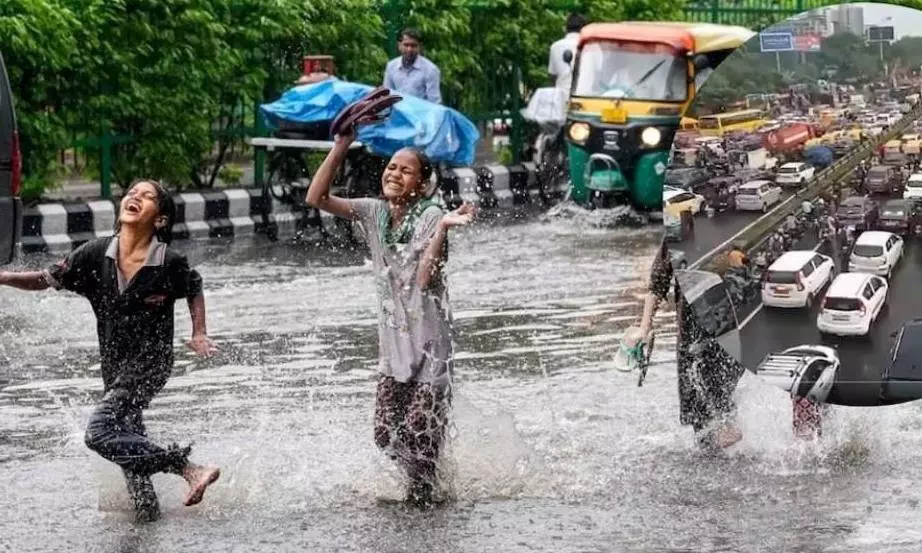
4, 211, 922, 552
673, 191, 795, 264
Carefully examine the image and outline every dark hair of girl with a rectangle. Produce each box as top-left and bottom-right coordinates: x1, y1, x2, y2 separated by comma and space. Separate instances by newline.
113, 178, 176, 244
406, 149, 434, 183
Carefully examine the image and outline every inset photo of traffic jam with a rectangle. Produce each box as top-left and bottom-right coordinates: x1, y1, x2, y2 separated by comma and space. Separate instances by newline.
664, 2, 922, 440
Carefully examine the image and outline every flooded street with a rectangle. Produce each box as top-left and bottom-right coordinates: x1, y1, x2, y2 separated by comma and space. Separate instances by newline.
3, 212, 922, 552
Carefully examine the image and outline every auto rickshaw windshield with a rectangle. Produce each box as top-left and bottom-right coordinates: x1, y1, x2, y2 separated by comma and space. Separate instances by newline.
572, 41, 688, 102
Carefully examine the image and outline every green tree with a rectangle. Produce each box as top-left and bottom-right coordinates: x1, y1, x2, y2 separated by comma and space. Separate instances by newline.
1, 0, 697, 198
0, 0, 81, 197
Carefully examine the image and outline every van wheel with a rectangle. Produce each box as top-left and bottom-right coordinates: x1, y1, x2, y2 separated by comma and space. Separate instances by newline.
805, 294, 814, 309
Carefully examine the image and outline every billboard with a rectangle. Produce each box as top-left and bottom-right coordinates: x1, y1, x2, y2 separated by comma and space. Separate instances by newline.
868, 26, 895, 42
760, 32, 794, 52
794, 35, 822, 52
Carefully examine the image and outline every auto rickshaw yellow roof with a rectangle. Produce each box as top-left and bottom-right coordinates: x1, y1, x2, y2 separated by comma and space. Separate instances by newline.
579, 22, 754, 54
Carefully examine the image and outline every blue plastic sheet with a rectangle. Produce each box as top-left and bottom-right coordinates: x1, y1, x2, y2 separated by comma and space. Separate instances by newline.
260, 78, 481, 166
804, 145, 834, 168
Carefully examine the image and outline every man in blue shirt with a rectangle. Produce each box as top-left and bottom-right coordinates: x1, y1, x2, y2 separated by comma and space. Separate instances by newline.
384, 28, 442, 104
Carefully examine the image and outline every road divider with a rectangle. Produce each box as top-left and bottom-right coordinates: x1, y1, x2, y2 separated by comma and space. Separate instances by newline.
20, 163, 544, 254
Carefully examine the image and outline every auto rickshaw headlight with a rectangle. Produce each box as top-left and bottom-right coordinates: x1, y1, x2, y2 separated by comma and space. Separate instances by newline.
641, 127, 662, 147
569, 122, 590, 143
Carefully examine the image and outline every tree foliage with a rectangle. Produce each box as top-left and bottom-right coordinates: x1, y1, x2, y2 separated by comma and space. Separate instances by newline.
2, 0, 683, 197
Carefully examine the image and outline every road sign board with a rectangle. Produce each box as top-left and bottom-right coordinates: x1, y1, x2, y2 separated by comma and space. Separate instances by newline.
760, 32, 794, 52
794, 35, 822, 52
868, 26, 895, 42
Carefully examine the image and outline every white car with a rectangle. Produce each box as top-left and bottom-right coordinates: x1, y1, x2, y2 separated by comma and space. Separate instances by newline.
762, 250, 835, 309
735, 180, 782, 212
904, 173, 922, 200
816, 272, 888, 337
876, 113, 897, 126
663, 188, 706, 214
756, 345, 839, 403
775, 162, 815, 187
848, 231, 903, 277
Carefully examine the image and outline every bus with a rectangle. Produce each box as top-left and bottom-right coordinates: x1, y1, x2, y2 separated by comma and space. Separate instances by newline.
745, 93, 770, 110
697, 109, 766, 137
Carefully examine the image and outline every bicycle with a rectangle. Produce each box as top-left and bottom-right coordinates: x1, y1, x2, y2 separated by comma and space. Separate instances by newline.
255, 128, 385, 242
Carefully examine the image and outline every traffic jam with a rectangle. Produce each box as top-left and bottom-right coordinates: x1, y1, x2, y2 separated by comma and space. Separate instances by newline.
663, 77, 922, 435
664, 82, 920, 246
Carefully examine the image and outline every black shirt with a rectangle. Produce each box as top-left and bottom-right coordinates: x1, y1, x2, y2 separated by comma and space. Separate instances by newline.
43, 236, 203, 401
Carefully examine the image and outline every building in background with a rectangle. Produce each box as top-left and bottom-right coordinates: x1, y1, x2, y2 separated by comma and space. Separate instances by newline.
828, 5, 865, 37
790, 10, 833, 37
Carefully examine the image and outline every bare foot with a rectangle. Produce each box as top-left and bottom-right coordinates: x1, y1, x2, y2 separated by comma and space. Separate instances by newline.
714, 424, 743, 449
182, 464, 221, 506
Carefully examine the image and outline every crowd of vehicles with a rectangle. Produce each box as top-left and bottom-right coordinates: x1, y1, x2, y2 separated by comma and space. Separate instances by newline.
663, 86, 922, 241
664, 79, 922, 417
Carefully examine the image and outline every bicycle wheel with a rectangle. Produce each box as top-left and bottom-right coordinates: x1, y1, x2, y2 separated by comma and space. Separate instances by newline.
261, 151, 312, 241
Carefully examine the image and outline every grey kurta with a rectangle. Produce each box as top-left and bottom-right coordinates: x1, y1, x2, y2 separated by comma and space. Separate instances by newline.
349, 198, 455, 393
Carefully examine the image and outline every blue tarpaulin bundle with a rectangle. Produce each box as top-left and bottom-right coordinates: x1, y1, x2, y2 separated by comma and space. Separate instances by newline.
259, 78, 481, 166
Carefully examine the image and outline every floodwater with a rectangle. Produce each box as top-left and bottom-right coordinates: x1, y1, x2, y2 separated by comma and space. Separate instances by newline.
2, 209, 922, 552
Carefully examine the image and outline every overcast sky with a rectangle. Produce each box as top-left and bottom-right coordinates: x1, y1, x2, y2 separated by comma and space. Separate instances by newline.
846, 2, 922, 39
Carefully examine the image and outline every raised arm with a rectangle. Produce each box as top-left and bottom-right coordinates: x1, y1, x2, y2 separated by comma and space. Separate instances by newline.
639, 241, 674, 339
0, 271, 51, 291
417, 222, 449, 290
1, 240, 98, 294
416, 203, 475, 289
305, 133, 359, 220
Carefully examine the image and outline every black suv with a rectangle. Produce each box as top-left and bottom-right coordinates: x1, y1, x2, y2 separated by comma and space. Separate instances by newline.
883, 318, 922, 403
0, 50, 21, 264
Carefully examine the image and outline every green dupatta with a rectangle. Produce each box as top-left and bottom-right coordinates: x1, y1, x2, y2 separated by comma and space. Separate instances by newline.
378, 197, 446, 247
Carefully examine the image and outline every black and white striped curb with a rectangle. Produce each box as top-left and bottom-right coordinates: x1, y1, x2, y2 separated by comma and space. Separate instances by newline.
22, 163, 557, 254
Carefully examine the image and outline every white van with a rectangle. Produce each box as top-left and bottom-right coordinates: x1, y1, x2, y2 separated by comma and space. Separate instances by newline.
735, 180, 782, 212
848, 231, 903, 277
775, 162, 815, 187
904, 173, 922, 200
816, 272, 888, 337
762, 250, 835, 308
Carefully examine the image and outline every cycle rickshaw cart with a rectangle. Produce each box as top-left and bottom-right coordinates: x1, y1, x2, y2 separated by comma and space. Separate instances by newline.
248, 57, 480, 241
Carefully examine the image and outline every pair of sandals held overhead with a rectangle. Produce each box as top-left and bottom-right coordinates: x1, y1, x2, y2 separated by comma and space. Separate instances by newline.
331, 86, 403, 138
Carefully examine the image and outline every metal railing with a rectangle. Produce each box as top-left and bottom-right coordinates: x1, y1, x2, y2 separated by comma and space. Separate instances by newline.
690, 102, 922, 273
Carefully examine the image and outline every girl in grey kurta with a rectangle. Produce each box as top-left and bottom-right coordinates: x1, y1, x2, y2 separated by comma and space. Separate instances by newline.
306, 125, 475, 506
